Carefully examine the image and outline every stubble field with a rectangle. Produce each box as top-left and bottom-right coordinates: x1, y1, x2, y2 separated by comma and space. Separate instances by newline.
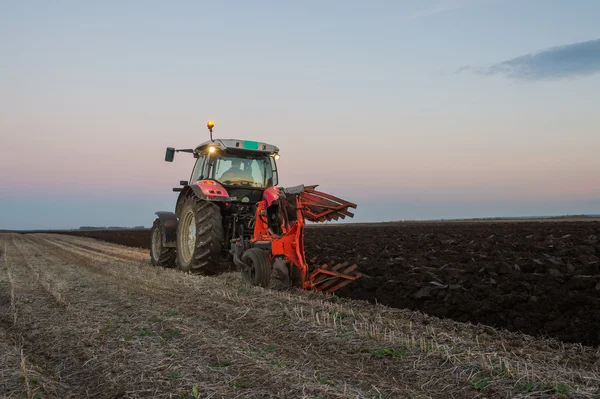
1, 221, 598, 398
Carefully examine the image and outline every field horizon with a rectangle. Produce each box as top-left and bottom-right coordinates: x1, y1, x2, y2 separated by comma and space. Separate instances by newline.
3, 213, 600, 234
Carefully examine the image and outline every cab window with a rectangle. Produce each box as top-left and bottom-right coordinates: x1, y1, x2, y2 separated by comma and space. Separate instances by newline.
213, 155, 273, 188
269, 157, 278, 186
190, 155, 206, 182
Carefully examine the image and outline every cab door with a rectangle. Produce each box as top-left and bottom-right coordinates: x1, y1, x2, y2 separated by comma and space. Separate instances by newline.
189, 154, 208, 183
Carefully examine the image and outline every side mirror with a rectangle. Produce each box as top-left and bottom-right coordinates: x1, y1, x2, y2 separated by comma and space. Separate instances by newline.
165, 147, 175, 162
179, 180, 188, 186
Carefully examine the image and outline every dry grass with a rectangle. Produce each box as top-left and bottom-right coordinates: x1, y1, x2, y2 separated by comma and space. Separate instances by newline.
1, 243, 30, 397
13, 237, 70, 308
4, 243, 17, 325
0, 233, 598, 398
19, 338, 33, 399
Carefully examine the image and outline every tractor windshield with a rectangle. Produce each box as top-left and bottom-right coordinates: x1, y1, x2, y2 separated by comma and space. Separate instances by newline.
212, 154, 274, 188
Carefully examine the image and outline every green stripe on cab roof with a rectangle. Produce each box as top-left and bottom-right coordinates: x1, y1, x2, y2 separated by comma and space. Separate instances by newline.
243, 140, 259, 150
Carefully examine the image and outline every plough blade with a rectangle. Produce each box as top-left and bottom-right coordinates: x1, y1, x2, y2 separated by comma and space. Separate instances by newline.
299, 185, 357, 223
308, 262, 362, 293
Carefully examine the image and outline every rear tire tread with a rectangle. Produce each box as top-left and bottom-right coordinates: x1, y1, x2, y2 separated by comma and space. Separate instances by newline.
176, 196, 224, 274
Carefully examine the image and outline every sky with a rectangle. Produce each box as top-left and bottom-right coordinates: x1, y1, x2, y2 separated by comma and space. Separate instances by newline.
1, 0, 600, 230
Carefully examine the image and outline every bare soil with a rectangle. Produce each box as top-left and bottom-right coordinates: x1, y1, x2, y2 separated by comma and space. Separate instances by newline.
2, 233, 599, 398
309, 221, 600, 347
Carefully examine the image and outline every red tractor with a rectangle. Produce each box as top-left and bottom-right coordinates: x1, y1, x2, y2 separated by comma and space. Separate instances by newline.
151, 121, 360, 293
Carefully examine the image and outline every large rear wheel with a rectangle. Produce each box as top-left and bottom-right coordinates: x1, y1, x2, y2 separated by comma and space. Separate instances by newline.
150, 219, 176, 268
176, 196, 224, 274
241, 248, 272, 288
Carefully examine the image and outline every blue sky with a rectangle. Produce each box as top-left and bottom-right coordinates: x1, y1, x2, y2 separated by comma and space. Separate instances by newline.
1, 0, 600, 229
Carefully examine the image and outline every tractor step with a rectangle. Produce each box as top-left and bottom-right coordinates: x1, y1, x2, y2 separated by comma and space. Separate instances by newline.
307, 262, 362, 293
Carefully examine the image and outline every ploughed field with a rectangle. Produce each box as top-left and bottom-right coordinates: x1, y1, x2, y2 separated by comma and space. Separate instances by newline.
55, 221, 600, 347
313, 221, 600, 347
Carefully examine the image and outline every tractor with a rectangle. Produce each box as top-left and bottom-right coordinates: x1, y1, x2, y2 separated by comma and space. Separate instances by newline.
150, 121, 361, 293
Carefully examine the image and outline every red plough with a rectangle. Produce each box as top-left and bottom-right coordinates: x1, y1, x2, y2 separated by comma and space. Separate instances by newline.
252, 184, 361, 293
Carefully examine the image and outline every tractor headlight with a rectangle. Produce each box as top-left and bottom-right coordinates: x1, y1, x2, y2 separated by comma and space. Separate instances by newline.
273, 153, 280, 160
208, 146, 216, 153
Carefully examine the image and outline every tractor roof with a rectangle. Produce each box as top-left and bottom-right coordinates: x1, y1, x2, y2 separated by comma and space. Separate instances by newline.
195, 139, 279, 155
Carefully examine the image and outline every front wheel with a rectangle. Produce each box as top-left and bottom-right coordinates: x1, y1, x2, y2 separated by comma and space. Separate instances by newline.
150, 219, 176, 267
241, 248, 272, 288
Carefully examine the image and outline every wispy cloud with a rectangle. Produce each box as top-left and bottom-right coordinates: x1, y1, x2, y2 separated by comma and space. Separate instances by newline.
459, 38, 600, 81
406, 0, 478, 20
408, 5, 457, 19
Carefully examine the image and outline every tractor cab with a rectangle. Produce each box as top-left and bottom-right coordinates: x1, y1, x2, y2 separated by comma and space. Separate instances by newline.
193, 139, 279, 188
191, 139, 279, 204
164, 123, 280, 205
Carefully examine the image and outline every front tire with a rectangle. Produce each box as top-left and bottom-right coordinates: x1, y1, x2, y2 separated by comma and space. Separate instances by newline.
176, 196, 224, 274
150, 219, 176, 268
241, 248, 272, 288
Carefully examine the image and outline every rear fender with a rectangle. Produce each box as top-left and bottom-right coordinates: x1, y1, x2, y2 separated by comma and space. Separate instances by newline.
174, 181, 231, 216
154, 211, 178, 248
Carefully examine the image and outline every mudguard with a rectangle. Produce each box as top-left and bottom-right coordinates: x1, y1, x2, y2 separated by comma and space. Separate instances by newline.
174, 182, 231, 216
155, 211, 178, 248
